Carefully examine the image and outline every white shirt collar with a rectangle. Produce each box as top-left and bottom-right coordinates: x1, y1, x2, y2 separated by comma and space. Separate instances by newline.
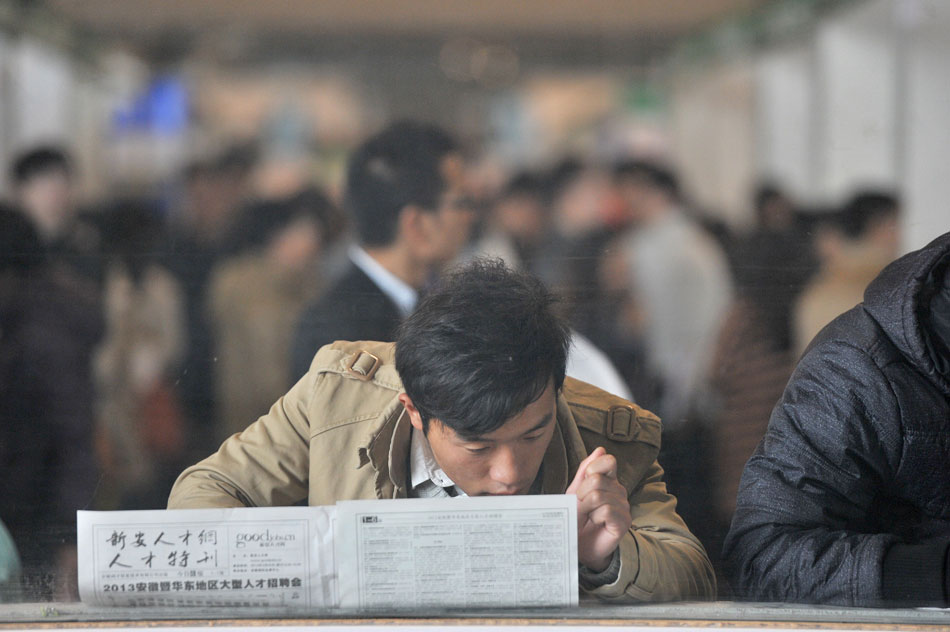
410, 426, 465, 495
348, 245, 418, 317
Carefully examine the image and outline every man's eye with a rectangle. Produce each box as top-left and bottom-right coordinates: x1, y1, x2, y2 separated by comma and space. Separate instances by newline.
523, 433, 543, 442
465, 446, 490, 454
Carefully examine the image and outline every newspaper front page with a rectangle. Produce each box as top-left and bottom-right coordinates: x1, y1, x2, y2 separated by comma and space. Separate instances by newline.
77, 507, 336, 609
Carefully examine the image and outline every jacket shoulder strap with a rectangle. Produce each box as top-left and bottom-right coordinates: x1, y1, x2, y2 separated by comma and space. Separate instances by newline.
563, 377, 661, 448
309, 340, 402, 391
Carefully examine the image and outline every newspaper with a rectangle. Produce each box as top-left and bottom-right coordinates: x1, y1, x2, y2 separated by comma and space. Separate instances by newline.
336, 495, 578, 609
77, 507, 337, 609
78, 495, 578, 610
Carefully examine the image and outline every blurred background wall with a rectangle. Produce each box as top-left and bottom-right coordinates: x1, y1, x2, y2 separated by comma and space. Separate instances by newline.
0, 0, 945, 249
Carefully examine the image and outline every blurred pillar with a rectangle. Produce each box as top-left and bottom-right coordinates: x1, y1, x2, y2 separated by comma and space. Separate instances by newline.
753, 44, 814, 203
900, 0, 950, 251
11, 37, 75, 150
669, 60, 756, 225
812, 1, 899, 200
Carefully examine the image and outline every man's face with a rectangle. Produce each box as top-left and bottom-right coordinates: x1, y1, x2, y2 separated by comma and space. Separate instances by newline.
617, 175, 667, 225
17, 169, 74, 241
405, 381, 558, 496
421, 153, 475, 266
867, 212, 900, 259
495, 193, 544, 244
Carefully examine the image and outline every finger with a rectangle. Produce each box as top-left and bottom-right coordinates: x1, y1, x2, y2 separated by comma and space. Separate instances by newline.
587, 453, 617, 478
575, 471, 627, 499
579, 492, 631, 526
576, 487, 630, 519
583, 453, 618, 479
566, 446, 606, 494
585, 501, 633, 536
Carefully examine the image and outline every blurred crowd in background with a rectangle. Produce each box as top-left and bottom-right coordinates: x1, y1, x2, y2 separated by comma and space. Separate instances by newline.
0, 130, 902, 601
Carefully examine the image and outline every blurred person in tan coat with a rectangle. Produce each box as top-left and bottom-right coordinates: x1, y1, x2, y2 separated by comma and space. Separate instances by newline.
94, 200, 187, 510
161, 152, 255, 456
794, 191, 900, 356
208, 187, 341, 444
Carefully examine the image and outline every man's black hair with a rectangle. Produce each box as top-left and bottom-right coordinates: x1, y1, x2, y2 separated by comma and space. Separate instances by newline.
99, 198, 164, 283
215, 141, 259, 177
10, 145, 72, 186
754, 182, 784, 211
345, 120, 458, 248
838, 190, 899, 240
231, 186, 342, 254
395, 258, 571, 437
182, 158, 216, 184
542, 158, 583, 208
286, 186, 346, 244
500, 171, 544, 200
613, 159, 680, 201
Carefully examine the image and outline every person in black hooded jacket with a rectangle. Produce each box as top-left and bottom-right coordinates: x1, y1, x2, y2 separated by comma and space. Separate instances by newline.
723, 230, 950, 607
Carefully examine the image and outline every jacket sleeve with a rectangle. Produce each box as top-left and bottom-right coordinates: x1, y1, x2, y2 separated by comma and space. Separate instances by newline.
585, 459, 717, 602
567, 379, 716, 602
167, 366, 316, 509
722, 341, 902, 606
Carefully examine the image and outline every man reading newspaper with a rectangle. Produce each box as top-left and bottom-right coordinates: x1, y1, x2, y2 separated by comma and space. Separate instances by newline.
168, 259, 715, 602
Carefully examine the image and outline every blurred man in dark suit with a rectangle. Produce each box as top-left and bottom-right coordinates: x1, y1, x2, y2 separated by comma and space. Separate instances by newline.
291, 121, 474, 379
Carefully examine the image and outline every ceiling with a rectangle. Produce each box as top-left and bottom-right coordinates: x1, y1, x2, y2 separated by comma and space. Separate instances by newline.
40, 0, 774, 64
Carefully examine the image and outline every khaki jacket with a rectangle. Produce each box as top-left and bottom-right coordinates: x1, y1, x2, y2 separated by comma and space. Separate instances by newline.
168, 341, 715, 602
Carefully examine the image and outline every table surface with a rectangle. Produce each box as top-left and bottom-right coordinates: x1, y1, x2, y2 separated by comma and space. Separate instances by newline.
1, 601, 950, 629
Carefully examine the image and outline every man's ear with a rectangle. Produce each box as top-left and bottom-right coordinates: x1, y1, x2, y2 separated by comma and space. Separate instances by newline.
398, 393, 425, 432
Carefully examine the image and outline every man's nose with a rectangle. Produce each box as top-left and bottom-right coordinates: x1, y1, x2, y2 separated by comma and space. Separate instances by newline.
489, 446, 523, 489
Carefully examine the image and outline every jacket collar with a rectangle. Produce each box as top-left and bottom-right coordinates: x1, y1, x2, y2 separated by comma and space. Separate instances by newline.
547, 390, 588, 493
363, 389, 587, 499
361, 395, 411, 499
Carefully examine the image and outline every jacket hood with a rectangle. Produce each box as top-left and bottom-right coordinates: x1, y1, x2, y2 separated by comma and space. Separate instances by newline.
863, 231, 950, 393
